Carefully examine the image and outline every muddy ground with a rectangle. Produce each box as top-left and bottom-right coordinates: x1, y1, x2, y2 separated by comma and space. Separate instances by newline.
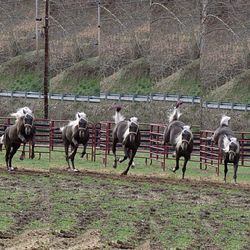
0, 168, 250, 250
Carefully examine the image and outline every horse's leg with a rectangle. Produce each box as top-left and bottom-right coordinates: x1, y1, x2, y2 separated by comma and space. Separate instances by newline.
112, 138, 118, 168
128, 150, 135, 168
233, 162, 238, 184
121, 148, 137, 175
31, 136, 35, 159
81, 143, 87, 158
5, 145, 11, 170
70, 147, 79, 172
119, 147, 129, 163
68, 144, 78, 159
64, 143, 71, 170
173, 153, 180, 172
182, 157, 188, 179
224, 160, 228, 183
9, 144, 20, 171
19, 143, 26, 160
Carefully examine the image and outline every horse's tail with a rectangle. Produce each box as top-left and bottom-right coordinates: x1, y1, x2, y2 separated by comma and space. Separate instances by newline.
168, 107, 182, 123
220, 115, 231, 126
0, 135, 4, 151
113, 106, 125, 124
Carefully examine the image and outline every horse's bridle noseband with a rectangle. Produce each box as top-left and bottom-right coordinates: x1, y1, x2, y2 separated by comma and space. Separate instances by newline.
182, 138, 192, 144
228, 150, 236, 156
78, 127, 87, 131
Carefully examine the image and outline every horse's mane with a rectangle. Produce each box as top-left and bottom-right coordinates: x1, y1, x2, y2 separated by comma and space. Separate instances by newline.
11, 107, 34, 123
168, 107, 182, 123
113, 107, 125, 124
223, 136, 239, 153
129, 117, 138, 125
220, 115, 231, 126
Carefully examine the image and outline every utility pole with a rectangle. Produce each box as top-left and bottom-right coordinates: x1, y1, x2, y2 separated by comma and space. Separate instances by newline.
43, 0, 49, 119
35, 0, 39, 57
97, 0, 101, 56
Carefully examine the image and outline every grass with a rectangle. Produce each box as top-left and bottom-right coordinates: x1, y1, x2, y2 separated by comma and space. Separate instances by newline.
101, 57, 152, 95
153, 59, 202, 96
206, 69, 250, 104
50, 57, 100, 96
0, 149, 249, 248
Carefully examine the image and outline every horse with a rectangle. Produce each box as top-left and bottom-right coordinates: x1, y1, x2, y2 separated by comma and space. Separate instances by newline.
61, 112, 89, 172
209, 115, 240, 183
112, 107, 141, 175
163, 102, 193, 179
0, 107, 35, 171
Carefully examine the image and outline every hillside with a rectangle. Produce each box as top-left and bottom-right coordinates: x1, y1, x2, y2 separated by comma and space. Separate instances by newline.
100, 57, 151, 94
0, 0, 249, 105
50, 57, 100, 95
0, 50, 43, 91
153, 59, 201, 96
207, 69, 250, 104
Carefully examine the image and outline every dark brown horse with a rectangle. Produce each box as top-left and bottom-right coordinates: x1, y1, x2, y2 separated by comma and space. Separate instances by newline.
163, 102, 193, 179
209, 115, 240, 183
112, 107, 141, 175
0, 107, 35, 171
61, 112, 89, 172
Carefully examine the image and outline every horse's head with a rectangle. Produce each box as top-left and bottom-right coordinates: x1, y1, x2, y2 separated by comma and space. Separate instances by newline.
127, 117, 139, 143
176, 126, 193, 151
77, 112, 88, 138
223, 136, 239, 162
23, 113, 34, 136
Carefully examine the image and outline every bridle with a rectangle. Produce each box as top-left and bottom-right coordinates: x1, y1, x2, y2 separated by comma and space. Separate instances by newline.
181, 131, 192, 145
128, 122, 139, 135
24, 114, 34, 128
78, 118, 88, 131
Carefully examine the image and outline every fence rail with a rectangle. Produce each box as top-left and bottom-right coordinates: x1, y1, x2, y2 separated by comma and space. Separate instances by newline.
0, 90, 249, 111
0, 118, 249, 175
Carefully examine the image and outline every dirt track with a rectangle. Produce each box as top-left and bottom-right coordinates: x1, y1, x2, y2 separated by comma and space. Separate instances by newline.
2, 167, 250, 191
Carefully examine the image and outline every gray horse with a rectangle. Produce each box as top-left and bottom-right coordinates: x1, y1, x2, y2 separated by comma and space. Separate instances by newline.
0, 107, 35, 171
61, 112, 89, 172
209, 115, 240, 183
163, 102, 193, 179
112, 107, 141, 175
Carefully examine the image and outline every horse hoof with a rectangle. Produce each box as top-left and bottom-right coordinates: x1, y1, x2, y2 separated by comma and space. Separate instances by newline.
131, 162, 135, 168
73, 169, 79, 172
121, 172, 127, 176
19, 157, 24, 161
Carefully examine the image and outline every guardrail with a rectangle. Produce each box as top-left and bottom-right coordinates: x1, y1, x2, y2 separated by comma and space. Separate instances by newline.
0, 90, 249, 111
0, 90, 100, 103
